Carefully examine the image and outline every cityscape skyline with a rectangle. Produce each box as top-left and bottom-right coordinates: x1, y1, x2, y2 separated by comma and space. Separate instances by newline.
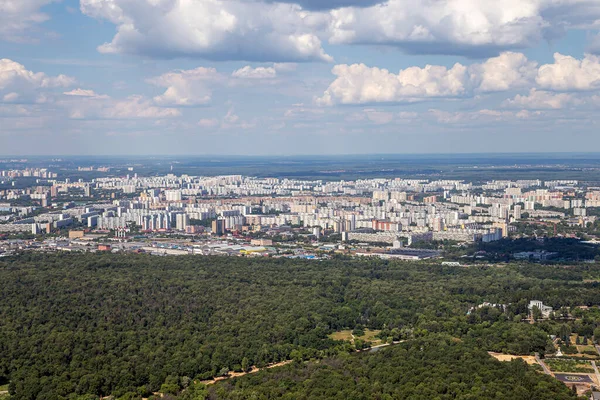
2, 0, 600, 154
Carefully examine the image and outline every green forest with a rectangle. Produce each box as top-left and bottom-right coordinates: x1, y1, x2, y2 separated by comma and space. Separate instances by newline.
207, 336, 577, 400
1, 253, 599, 399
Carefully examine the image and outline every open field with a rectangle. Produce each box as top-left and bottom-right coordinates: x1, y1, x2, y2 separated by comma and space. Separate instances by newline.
329, 329, 383, 346
488, 352, 537, 365
330, 331, 354, 342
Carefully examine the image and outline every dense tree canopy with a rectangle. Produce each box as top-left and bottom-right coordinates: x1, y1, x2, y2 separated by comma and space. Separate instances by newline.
1, 253, 599, 399
208, 336, 578, 400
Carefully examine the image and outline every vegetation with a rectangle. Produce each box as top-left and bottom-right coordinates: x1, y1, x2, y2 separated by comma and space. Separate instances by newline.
544, 359, 595, 373
208, 336, 578, 400
2, 253, 600, 399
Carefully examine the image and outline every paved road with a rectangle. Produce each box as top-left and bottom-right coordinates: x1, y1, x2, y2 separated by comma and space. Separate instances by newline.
592, 361, 600, 385
535, 354, 553, 376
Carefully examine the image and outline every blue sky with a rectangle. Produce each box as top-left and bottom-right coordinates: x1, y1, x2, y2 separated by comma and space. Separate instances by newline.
1, 0, 600, 155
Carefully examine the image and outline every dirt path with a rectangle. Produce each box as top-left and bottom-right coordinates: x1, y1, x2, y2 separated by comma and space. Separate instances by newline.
199, 360, 293, 386
199, 341, 403, 386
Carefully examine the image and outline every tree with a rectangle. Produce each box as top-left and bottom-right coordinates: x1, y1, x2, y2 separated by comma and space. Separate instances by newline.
531, 305, 542, 321
241, 357, 250, 373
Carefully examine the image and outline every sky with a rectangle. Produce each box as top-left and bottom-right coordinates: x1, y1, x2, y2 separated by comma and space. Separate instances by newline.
1, 0, 600, 155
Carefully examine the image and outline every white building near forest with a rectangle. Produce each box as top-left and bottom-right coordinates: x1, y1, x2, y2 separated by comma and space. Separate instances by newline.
528, 300, 553, 318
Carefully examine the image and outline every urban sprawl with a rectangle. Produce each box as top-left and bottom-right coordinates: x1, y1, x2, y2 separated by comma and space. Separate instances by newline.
0, 168, 596, 260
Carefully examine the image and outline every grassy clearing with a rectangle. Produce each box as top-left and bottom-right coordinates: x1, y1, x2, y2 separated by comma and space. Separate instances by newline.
329, 329, 383, 346
330, 331, 353, 341
362, 329, 383, 346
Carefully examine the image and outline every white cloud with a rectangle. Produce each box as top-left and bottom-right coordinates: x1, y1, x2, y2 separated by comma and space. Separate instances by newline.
63, 88, 110, 99
0, 0, 56, 42
327, 0, 545, 55
232, 66, 277, 79
503, 89, 581, 109
201, 108, 258, 130
317, 52, 539, 105
149, 67, 220, 106
223, 109, 240, 125
76, 0, 600, 61
66, 95, 181, 119
80, 0, 333, 62
0, 104, 32, 117
263, 0, 384, 11
325, 0, 600, 56
468, 52, 537, 92
317, 62, 468, 105
428, 108, 540, 125
536, 53, 600, 91
284, 105, 326, 118
0, 59, 75, 90
0, 59, 75, 103
102, 96, 181, 119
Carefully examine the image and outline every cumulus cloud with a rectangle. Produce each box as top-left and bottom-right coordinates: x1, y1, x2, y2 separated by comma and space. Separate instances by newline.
148, 67, 221, 106
503, 89, 581, 109
327, 0, 545, 56
468, 52, 538, 92
0, 59, 75, 103
316, 62, 469, 105
76, 0, 600, 61
80, 0, 333, 62
263, 0, 384, 11
0, 0, 56, 42
232, 66, 277, 79
325, 0, 600, 56
317, 52, 539, 105
536, 53, 600, 91
0, 59, 75, 90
